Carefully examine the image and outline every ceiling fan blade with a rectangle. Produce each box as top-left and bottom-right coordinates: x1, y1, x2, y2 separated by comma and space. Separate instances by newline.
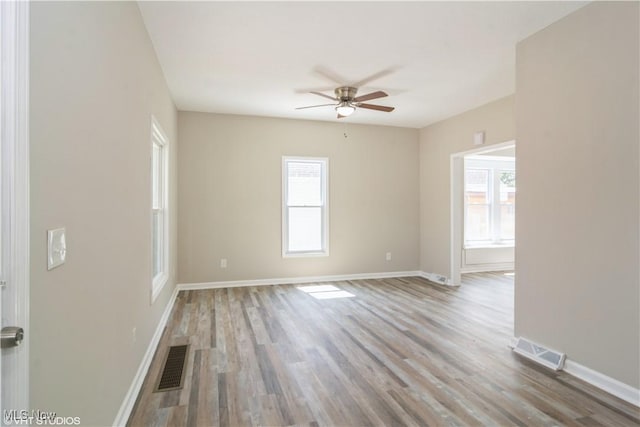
310, 91, 337, 101
353, 91, 388, 103
313, 66, 348, 86
295, 86, 335, 94
350, 67, 398, 88
357, 103, 395, 112
295, 103, 336, 110
337, 114, 346, 119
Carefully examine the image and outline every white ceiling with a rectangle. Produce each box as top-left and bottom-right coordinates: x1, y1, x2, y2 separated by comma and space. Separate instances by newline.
138, 1, 586, 129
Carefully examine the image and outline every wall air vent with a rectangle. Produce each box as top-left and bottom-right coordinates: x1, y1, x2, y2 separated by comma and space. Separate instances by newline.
511, 337, 566, 371
421, 272, 458, 287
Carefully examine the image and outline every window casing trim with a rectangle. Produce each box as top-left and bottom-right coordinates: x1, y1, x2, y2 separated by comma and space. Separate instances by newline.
151, 116, 169, 302
282, 156, 329, 258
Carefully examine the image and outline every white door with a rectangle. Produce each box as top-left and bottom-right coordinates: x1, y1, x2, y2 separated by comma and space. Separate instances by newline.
1, 1, 30, 423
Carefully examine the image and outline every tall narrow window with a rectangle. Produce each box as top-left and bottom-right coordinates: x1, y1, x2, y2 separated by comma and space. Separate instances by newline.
151, 117, 169, 301
464, 156, 515, 247
282, 157, 328, 257
498, 170, 516, 240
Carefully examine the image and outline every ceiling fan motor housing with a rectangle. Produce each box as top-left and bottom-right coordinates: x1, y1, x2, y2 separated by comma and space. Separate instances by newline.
297, 86, 393, 115
335, 86, 358, 102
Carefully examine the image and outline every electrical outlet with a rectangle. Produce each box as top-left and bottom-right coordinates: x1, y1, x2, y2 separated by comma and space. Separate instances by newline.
386, 252, 392, 261
132, 327, 137, 343
220, 258, 227, 268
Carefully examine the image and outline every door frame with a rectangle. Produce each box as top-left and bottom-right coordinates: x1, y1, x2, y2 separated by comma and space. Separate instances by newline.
1, 0, 30, 416
450, 140, 514, 285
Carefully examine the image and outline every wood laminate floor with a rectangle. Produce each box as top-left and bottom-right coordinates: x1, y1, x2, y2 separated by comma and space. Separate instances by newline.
128, 273, 640, 426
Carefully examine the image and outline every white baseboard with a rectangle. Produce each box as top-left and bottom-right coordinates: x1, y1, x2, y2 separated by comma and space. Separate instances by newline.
510, 336, 639, 407
563, 359, 640, 407
178, 270, 422, 290
419, 271, 458, 287
112, 285, 180, 426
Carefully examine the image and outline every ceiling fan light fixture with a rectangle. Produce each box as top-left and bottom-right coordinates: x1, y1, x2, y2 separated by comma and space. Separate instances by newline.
335, 102, 355, 117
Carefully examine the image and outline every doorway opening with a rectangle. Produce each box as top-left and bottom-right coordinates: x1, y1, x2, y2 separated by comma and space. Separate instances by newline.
450, 141, 515, 285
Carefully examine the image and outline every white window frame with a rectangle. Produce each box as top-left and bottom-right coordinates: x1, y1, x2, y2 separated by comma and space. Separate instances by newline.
463, 156, 515, 248
282, 156, 329, 257
151, 116, 169, 302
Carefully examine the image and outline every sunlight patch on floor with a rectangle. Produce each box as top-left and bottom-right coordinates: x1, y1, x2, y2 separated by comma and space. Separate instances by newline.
297, 284, 355, 299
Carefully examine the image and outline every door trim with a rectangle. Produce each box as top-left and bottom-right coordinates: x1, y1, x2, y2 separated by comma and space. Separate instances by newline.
1, 0, 30, 414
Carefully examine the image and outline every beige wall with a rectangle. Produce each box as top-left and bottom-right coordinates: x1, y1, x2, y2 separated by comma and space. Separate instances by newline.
515, 1, 639, 388
178, 112, 419, 283
30, 2, 178, 424
419, 96, 515, 278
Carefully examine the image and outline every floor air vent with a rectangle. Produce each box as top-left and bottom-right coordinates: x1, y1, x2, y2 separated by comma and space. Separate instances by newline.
511, 337, 566, 371
154, 344, 189, 392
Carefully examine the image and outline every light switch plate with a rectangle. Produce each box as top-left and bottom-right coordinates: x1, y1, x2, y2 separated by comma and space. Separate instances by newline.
47, 227, 66, 270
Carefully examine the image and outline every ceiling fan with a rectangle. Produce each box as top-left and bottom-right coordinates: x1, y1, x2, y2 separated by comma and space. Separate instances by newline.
296, 86, 395, 118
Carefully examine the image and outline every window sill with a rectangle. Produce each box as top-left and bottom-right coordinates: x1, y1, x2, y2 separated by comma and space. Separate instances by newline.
151, 272, 168, 303
283, 251, 329, 258
464, 244, 514, 250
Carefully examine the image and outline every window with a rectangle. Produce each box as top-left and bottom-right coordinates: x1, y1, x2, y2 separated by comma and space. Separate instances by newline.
151, 117, 169, 301
464, 156, 515, 247
282, 157, 328, 257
